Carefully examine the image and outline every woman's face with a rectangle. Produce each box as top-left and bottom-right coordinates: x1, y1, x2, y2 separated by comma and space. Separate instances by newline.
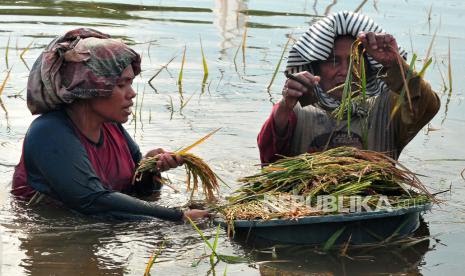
315, 36, 355, 101
88, 65, 136, 124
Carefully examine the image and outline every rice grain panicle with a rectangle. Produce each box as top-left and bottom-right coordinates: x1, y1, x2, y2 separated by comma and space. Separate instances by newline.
133, 129, 221, 202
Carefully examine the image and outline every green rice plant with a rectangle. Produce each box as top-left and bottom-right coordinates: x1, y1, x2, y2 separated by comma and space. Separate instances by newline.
208, 224, 221, 274
5, 34, 10, 69
332, 39, 366, 136
323, 2, 337, 16
148, 55, 176, 93
233, 25, 248, 73
241, 25, 248, 70
199, 35, 209, 95
187, 217, 248, 265
354, 0, 369, 13
266, 35, 292, 92
408, 30, 415, 55
27, 191, 44, 206
0, 68, 12, 96
447, 39, 452, 93
20, 39, 34, 71
144, 241, 165, 276
323, 226, 346, 251
396, 51, 414, 110
423, 27, 437, 70
177, 46, 187, 106
233, 42, 241, 73
138, 86, 146, 127
384, 218, 410, 243
168, 95, 174, 120
0, 70, 13, 127
178, 46, 187, 86
180, 91, 195, 111
437, 60, 448, 92
418, 57, 433, 78
339, 234, 352, 256
147, 39, 156, 63
388, 53, 417, 123
427, 4, 433, 30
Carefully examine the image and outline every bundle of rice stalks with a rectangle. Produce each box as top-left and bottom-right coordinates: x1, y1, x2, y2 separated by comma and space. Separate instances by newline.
222, 147, 434, 220
134, 129, 220, 202
331, 39, 367, 123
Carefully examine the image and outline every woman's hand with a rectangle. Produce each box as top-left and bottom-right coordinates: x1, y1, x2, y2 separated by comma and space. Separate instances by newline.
145, 148, 183, 172
358, 31, 400, 69
272, 71, 319, 136
183, 209, 210, 221
280, 71, 320, 111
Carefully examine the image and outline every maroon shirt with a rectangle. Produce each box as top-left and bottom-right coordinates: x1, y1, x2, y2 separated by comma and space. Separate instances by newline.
12, 122, 136, 200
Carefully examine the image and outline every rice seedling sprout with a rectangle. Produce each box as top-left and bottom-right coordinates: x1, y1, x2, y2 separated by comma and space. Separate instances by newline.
354, 0, 369, 13
148, 55, 176, 93
423, 27, 437, 69
20, 39, 34, 71
0, 68, 12, 96
199, 35, 209, 95
447, 39, 452, 93
323, 226, 346, 251
187, 217, 248, 266
177, 45, 186, 106
168, 95, 174, 120
241, 25, 248, 70
389, 54, 417, 124
144, 241, 165, 276
266, 35, 292, 92
5, 34, 10, 69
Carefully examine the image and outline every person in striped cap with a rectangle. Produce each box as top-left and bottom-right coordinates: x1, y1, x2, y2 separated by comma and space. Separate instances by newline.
258, 11, 440, 164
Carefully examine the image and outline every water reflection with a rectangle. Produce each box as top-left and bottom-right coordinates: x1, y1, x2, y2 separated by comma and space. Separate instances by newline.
6, 202, 116, 274
249, 220, 432, 275
0, 0, 211, 22
6, 200, 175, 275
213, 0, 248, 58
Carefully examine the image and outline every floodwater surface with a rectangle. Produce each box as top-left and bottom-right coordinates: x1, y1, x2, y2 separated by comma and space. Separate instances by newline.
0, 0, 464, 275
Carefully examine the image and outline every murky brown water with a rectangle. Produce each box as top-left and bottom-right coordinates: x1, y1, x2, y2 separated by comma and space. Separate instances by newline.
0, 0, 464, 275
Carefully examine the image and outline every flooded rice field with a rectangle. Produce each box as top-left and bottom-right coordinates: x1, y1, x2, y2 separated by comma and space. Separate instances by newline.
0, 0, 464, 275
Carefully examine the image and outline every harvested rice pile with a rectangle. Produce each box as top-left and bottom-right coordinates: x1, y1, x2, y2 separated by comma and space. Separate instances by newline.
221, 147, 433, 221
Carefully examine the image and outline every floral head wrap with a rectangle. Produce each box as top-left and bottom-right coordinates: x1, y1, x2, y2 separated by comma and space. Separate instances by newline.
286, 11, 407, 114
27, 28, 141, 114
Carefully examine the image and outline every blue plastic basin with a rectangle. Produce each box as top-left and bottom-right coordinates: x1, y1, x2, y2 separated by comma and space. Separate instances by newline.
215, 204, 431, 245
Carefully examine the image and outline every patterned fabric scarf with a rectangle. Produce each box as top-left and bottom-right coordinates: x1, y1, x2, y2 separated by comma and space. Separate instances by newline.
27, 28, 141, 114
286, 11, 407, 115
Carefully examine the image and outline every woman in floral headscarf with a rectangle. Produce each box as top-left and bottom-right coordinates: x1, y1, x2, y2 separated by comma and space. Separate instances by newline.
12, 28, 209, 221
258, 11, 440, 163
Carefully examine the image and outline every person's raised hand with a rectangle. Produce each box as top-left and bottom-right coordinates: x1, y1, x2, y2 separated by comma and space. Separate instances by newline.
358, 31, 400, 69
145, 148, 184, 172
183, 209, 210, 221
280, 71, 320, 111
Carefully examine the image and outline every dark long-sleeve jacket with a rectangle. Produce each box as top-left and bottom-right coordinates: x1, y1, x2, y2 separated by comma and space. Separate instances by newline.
12, 110, 183, 221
